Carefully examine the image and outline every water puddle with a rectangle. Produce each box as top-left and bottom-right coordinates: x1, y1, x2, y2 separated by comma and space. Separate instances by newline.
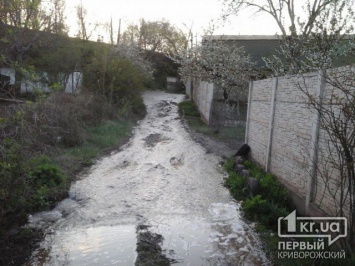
27, 91, 269, 265
32, 225, 137, 265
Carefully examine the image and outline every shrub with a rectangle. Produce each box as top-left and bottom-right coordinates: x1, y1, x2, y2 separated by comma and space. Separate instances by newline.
244, 160, 289, 208
224, 159, 291, 232
0, 139, 30, 226
83, 55, 149, 119
259, 173, 289, 208
225, 171, 248, 200
29, 163, 66, 188
242, 195, 268, 219
242, 196, 289, 230
223, 157, 235, 173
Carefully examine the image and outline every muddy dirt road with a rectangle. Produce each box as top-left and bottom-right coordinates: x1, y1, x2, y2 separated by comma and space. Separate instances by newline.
28, 91, 268, 265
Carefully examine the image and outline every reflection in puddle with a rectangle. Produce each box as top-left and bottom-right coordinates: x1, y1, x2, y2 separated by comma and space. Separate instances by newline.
35, 225, 137, 265
32, 205, 266, 266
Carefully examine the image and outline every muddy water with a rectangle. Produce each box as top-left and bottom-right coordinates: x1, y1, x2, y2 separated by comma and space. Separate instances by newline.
28, 91, 268, 266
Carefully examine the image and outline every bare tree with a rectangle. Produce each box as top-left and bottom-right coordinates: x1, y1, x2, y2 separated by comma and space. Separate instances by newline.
296, 66, 355, 256
223, 0, 353, 36
0, 0, 52, 63
47, 0, 68, 35
75, 1, 99, 41
122, 19, 188, 56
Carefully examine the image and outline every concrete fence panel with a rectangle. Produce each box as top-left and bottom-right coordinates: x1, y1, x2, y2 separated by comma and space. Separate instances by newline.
246, 66, 352, 217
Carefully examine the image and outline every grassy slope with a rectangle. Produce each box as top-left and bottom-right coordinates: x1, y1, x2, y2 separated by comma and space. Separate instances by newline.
64, 120, 133, 165
0, 118, 138, 266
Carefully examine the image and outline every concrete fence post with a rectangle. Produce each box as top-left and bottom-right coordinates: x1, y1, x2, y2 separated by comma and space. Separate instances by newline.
207, 83, 214, 125
266, 77, 278, 172
305, 70, 325, 214
245, 80, 253, 144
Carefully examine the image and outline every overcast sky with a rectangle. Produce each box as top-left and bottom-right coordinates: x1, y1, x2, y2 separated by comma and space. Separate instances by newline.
65, 0, 281, 41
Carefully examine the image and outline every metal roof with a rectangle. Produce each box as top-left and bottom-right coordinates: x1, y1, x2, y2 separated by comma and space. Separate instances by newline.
203, 35, 281, 41
203, 35, 281, 67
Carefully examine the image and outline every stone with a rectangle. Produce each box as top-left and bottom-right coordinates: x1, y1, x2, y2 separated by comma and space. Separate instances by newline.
248, 177, 259, 197
235, 164, 245, 173
235, 156, 244, 165
241, 169, 250, 177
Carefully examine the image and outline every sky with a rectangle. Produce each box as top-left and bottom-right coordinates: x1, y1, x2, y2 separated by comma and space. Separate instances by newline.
65, 0, 281, 41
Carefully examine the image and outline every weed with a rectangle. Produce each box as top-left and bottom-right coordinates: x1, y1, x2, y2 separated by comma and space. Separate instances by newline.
223, 157, 235, 173
29, 163, 66, 187
243, 160, 289, 208
178, 101, 200, 117
225, 171, 248, 200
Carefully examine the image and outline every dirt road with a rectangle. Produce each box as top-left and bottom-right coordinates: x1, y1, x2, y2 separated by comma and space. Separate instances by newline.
28, 91, 268, 266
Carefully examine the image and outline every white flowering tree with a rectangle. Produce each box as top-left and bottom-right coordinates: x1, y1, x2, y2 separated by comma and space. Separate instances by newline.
114, 43, 154, 80
173, 36, 254, 130
175, 37, 253, 100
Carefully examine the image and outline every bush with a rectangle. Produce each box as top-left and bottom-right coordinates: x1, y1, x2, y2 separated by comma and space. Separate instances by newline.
29, 163, 66, 188
223, 157, 235, 173
259, 173, 289, 208
0, 139, 30, 226
0, 90, 132, 229
242, 195, 268, 218
242, 195, 289, 230
83, 54, 149, 119
224, 158, 291, 232
225, 171, 248, 200
244, 160, 289, 209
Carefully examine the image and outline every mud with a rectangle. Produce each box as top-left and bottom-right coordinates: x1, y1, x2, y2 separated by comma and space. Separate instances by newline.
135, 224, 178, 265
26, 91, 268, 266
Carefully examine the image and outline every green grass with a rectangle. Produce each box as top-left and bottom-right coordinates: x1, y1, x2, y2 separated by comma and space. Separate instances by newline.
217, 126, 245, 142
224, 159, 355, 265
65, 120, 132, 164
178, 100, 245, 147
178, 101, 200, 117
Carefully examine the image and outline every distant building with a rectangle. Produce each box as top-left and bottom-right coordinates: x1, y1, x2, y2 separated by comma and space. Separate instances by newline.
0, 67, 16, 89
203, 35, 281, 68
203, 34, 355, 71
65, 71, 83, 93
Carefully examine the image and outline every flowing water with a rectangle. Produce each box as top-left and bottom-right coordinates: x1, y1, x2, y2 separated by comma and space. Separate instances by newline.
27, 91, 269, 266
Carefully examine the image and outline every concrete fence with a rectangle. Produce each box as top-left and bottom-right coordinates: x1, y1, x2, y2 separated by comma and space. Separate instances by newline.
185, 78, 247, 126
245, 67, 352, 217
0, 67, 82, 94
185, 78, 214, 124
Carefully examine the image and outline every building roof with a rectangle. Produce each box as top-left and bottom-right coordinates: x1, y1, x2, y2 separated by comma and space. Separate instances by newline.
203, 35, 281, 41
203, 35, 281, 67
203, 35, 355, 68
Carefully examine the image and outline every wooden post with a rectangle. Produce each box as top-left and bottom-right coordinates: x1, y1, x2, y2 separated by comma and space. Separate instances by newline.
305, 70, 325, 214
266, 77, 278, 172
